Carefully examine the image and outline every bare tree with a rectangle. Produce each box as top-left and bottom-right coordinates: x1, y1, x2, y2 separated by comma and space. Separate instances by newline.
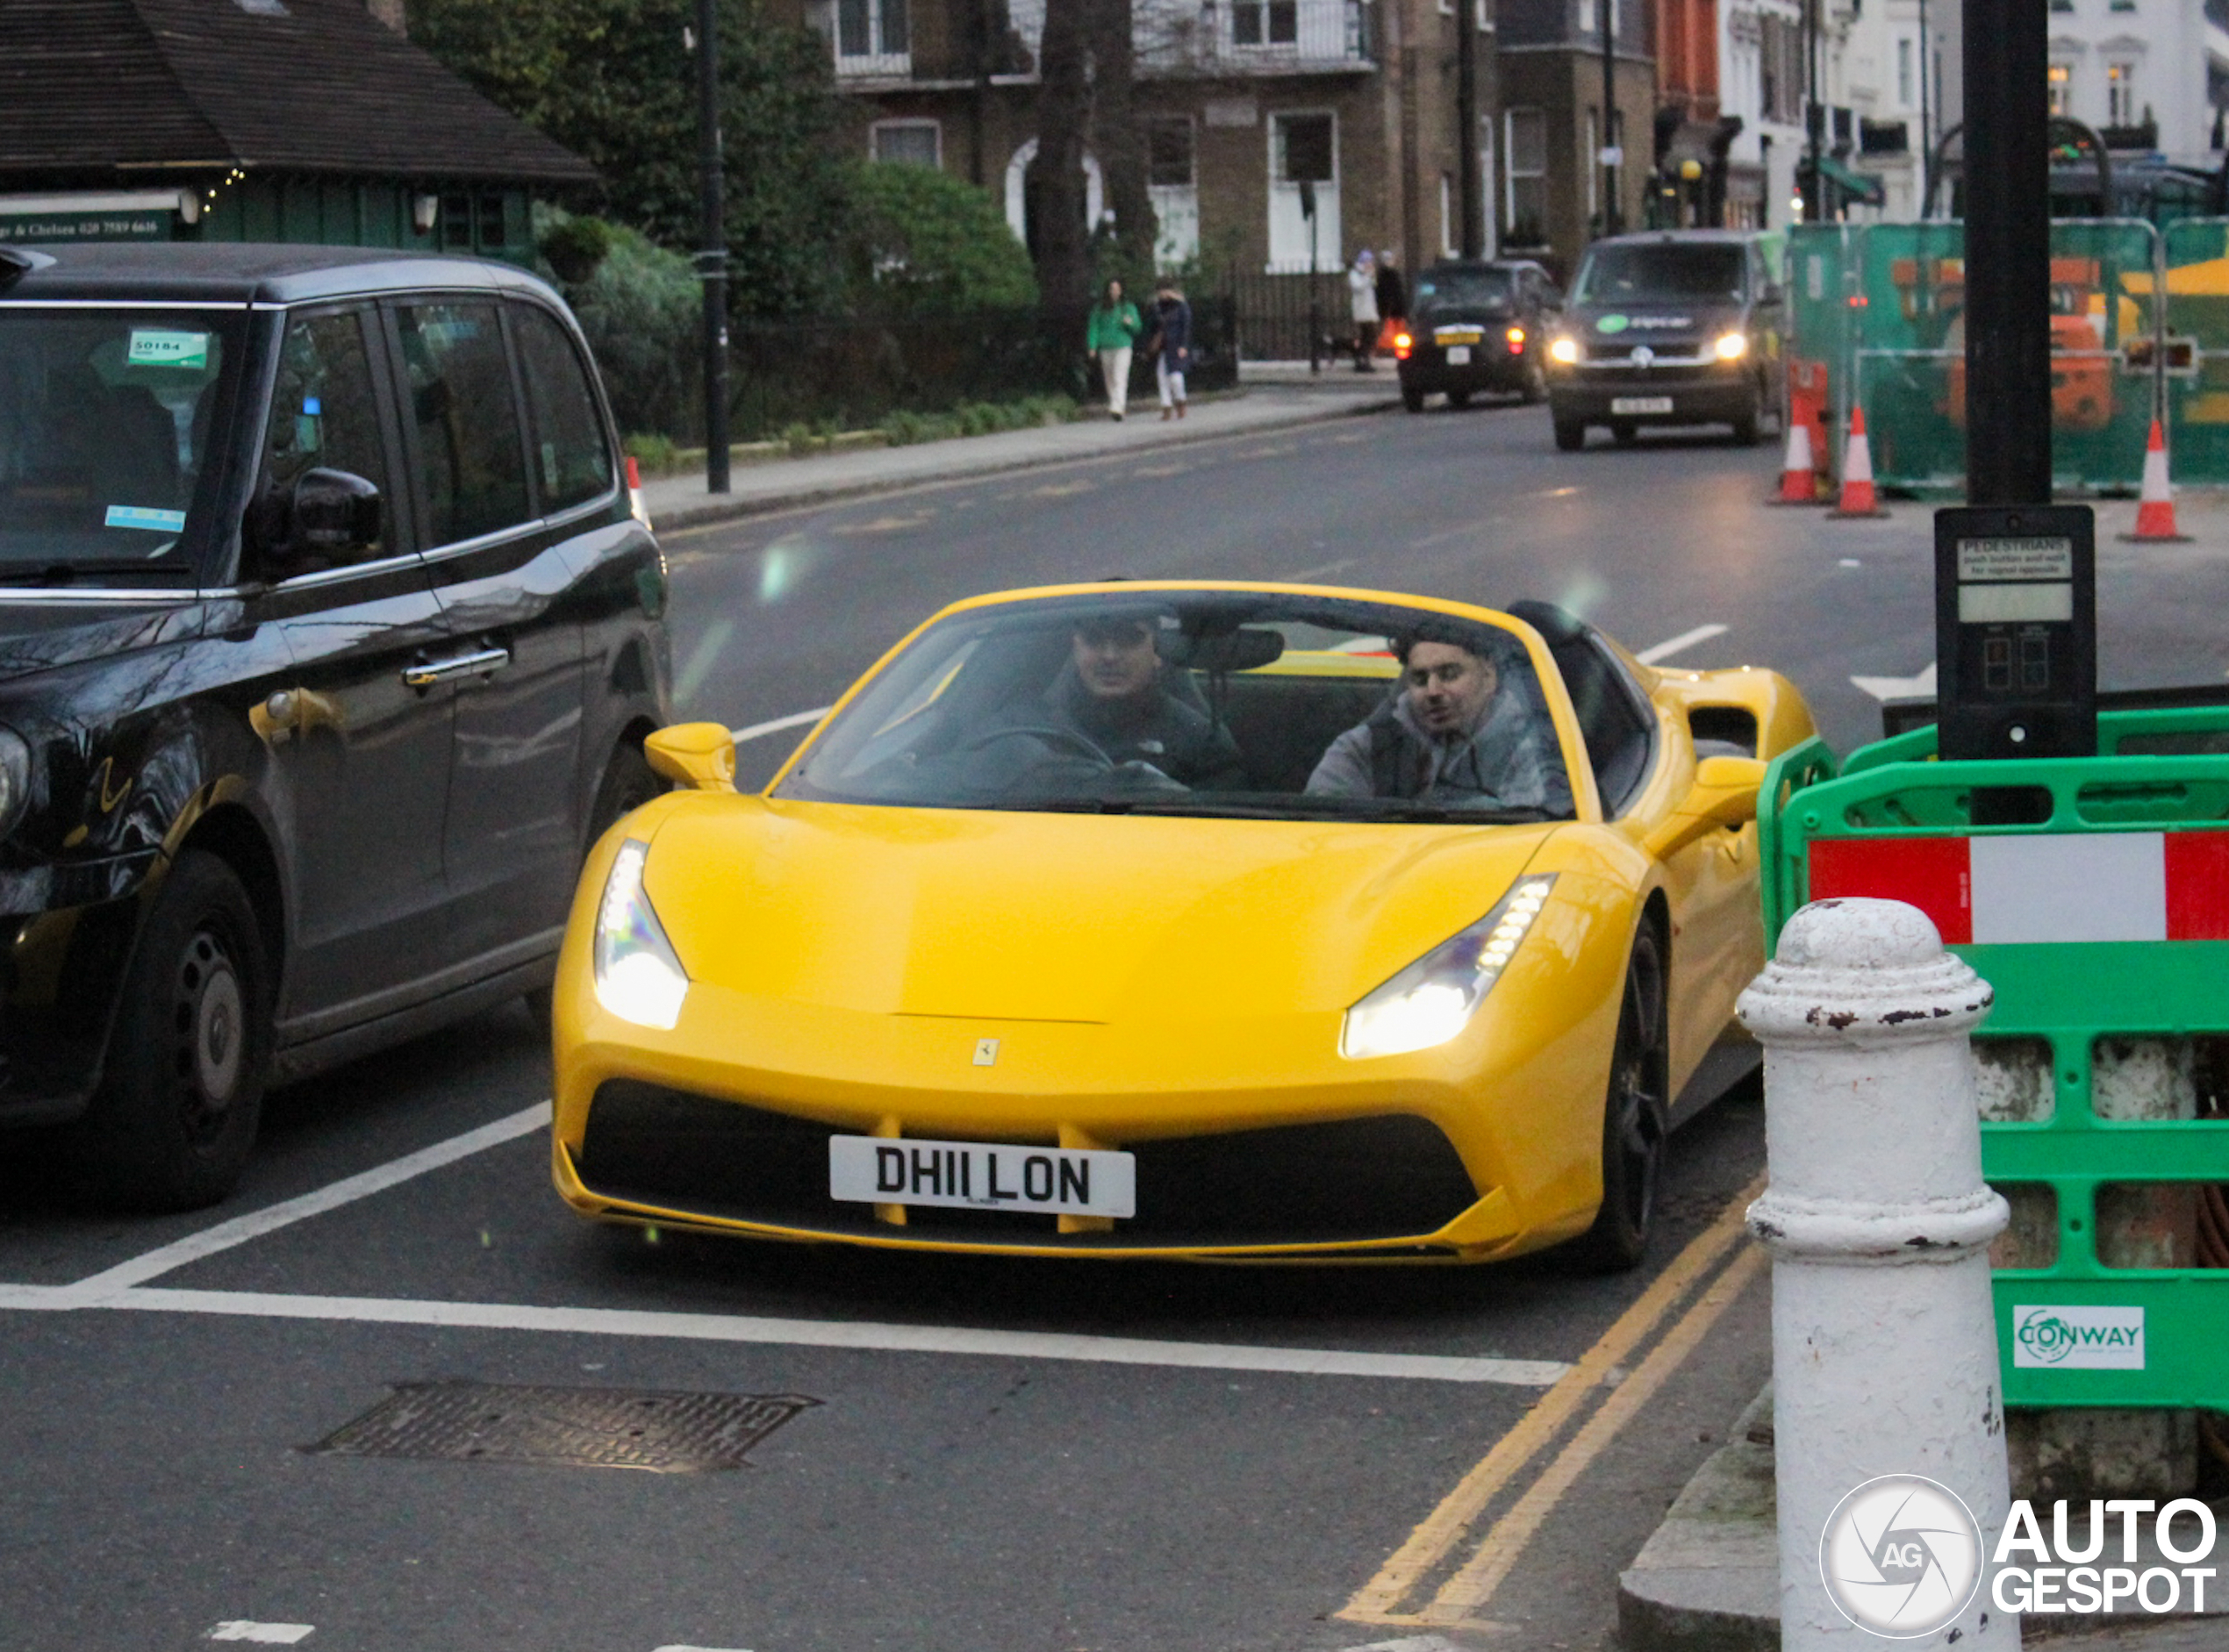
1028, 0, 1092, 323
1086, 0, 1158, 287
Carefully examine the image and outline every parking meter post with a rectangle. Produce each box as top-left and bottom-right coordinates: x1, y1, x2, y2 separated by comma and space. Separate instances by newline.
1960, 0, 2050, 505
1738, 898, 2017, 1649
1934, 504, 2097, 763
1303, 179, 1320, 375
696, 0, 731, 495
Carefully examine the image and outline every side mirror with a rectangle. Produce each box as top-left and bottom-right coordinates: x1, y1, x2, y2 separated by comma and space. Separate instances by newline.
291, 468, 383, 557
644, 722, 737, 792
1644, 754, 1767, 860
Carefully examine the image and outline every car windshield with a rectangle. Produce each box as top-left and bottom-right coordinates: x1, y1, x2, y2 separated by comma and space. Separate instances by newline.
0, 307, 241, 583
777, 591, 1576, 822
1413, 269, 1515, 313
1573, 243, 1747, 303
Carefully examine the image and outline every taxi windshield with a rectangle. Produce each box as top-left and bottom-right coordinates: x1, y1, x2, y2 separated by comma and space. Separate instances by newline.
0, 308, 240, 583
1413, 269, 1515, 313
1573, 243, 1747, 303
777, 591, 1576, 821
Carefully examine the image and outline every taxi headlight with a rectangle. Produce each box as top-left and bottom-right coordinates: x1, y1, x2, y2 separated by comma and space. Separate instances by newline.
0, 727, 29, 840
1340, 876, 1557, 1060
1714, 331, 1749, 361
1549, 336, 1580, 366
593, 838, 689, 1029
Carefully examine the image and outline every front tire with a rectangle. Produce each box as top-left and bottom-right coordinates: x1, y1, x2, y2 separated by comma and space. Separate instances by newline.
1401, 384, 1426, 413
72, 850, 273, 1211
1553, 416, 1586, 452
1565, 923, 1668, 1272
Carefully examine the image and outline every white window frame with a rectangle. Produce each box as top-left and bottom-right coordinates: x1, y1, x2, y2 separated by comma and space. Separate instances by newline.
2105, 60, 2139, 126
871, 119, 942, 168
1266, 108, 1340, 272
1504, 106, 1546, 245
835, 0, 909, 72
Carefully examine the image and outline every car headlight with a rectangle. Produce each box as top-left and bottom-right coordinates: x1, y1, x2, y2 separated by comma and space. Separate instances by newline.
593, 838, 689, 1029
0, 728, 30, 840
1340, 876, 1557, 1060
1714, 331, 1749, 361
1549, 336, 1580, 365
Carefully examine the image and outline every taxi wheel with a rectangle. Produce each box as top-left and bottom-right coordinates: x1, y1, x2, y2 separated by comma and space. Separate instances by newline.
1402, 384, 1426, 413
1566, 925, 1668, 1272
74, 851, 272, 1211
1553, 418, 1586, 452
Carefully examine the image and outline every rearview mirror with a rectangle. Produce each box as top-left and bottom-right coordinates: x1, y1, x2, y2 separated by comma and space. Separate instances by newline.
644, 722, 737, 792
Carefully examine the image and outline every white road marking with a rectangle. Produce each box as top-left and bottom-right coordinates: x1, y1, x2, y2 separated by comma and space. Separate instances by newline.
1634, 623, 1730, 666
1341, 1638, 1474, 1652
1850, 660, 1937, 701
1279, 557, 1358, 583
654, 1645, 754, 1651
65, 1286, 1571, 1386
728, 706, 832, 744
206, 1625, 314, 1644
59, 1104, 548, 1302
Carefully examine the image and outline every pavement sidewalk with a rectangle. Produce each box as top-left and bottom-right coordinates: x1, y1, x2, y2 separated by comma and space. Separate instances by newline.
639, 375, 1399, 532
1617, 1384, 2227, 1650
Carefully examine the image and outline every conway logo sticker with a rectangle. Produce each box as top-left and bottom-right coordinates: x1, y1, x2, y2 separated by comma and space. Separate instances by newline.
2013, 1305, 2146, 1369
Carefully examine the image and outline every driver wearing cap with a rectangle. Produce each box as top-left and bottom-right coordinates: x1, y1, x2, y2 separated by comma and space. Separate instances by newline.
1050, 612, 1244, 789
1307, 630, 1565, 811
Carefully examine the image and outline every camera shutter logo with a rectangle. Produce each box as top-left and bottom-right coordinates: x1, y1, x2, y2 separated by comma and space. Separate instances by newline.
1819, 1474, 1984, 1637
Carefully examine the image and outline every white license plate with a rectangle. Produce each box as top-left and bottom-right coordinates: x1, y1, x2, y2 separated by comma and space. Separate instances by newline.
1444, 346, 1472, 365
1611, 396, 1674, 415
828, 1134, 1136, 1218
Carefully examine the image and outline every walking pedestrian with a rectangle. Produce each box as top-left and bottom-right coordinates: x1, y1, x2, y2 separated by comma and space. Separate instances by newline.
1146, 279, 1193, 419
1374, 249, 1407, 333
1348, 248, 1380, 371
1086, 278, 1143, 420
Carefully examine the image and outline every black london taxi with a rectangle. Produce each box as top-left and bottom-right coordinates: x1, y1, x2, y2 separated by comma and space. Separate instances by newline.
1543, 230, 1785, 450
1394, 258, 1562, 411
0, 243, 670, 1208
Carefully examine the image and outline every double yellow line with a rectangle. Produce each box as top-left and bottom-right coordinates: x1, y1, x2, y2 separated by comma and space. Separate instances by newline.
1338, 1176, 1769, 1629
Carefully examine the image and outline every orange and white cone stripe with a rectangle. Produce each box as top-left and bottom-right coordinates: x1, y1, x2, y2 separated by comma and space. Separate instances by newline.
1807, 831, 2229, 944
1774, 414, 1821, 504
1829, 404, 1887, 518
2124, 417, 2191, 542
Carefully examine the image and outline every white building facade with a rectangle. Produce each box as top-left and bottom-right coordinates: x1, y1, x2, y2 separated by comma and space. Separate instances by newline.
2044, 0, 2229, 161
1718, 0, 1808, 229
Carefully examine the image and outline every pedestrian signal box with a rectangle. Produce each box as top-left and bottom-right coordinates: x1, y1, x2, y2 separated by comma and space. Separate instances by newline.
1934, 504, 2096, 761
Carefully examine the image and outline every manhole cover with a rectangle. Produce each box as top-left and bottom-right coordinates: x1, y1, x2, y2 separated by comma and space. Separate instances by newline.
308, 1381, 818, 1473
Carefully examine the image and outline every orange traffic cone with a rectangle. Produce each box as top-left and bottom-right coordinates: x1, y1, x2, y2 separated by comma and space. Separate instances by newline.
2121, 418, 2192, 542
1772, 413, 1824, 504
1829, 404, 1889, 518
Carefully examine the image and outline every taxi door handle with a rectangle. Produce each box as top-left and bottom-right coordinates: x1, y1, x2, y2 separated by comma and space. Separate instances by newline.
403, 647, 510, 689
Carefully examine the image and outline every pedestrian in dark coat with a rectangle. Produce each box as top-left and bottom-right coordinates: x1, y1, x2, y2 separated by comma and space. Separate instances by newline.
1374, 249, 1408, 329
1145, 280, 1193, 419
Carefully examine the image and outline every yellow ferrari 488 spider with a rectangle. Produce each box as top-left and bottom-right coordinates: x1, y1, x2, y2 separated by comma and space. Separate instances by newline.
549, 583, 1815, 1268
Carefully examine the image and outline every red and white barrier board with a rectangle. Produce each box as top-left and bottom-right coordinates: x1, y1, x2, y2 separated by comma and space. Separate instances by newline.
1808, 832, 2229, 943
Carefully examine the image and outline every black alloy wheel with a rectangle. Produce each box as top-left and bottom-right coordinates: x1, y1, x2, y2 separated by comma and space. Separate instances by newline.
1565, 922, 1668, 1272
73, 850, 272, 1211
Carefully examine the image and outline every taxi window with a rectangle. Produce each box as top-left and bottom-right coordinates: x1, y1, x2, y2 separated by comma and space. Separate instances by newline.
259, 307, 391, 564
512, 304, 613, 513
0, 308, 240, 582
778, 592, 1575, 822
396, 303, 530, 546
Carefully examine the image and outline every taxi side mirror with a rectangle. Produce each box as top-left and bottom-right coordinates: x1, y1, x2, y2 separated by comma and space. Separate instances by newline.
644, 722, 736, 793
1645, 754, 1767, 860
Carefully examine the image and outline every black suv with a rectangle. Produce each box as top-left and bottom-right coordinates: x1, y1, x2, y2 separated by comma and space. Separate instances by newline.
1395, 259, 1562, 411
1544, 231, 1784, 449
0, 243, 670, 1207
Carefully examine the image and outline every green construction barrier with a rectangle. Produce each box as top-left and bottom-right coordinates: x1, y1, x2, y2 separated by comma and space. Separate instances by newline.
1788, 219, 2167, 497
2161, 218, 2229, 481
1759, 710, 2229, 1410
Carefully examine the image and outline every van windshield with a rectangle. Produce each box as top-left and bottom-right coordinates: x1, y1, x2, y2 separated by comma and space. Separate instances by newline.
1573, 243, 1747, 304
0, 309, 240, 583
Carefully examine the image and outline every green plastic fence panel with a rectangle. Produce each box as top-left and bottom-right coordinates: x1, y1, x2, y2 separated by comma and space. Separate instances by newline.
1784, 224, 1854, 433
1846, 219, 2161, 497
1759, 712, 2229, 1410
2161, 218, 2229, 482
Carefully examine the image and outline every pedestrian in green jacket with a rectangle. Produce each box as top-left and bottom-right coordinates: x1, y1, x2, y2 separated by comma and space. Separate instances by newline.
1086, 279, 1143, 419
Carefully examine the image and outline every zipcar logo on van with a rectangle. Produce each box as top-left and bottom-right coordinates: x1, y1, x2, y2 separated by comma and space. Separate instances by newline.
2014, 1305, 2145, 1370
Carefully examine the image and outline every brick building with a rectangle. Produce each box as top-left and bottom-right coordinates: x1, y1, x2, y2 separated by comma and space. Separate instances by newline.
781, 0, 1519, 278
1495, 0, 1654, 269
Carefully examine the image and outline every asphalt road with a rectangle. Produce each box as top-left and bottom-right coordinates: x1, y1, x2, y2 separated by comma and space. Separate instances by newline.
7, 400, 2223, 1652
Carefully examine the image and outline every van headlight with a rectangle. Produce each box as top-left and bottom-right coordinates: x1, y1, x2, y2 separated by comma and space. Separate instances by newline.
593, 839, 689, 1029
0, 728, 29, 840
1549, 336, 1580, 366
1714, 331, 1749, 361
1340, 876, 1556, 1059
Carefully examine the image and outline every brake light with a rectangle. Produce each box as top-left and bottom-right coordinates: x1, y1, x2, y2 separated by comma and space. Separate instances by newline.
1506, 325, 1526, 354
1394, 331, 1414, 360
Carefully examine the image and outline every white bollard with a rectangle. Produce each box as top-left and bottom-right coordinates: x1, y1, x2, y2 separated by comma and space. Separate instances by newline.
1738, 898, 2019, 1649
